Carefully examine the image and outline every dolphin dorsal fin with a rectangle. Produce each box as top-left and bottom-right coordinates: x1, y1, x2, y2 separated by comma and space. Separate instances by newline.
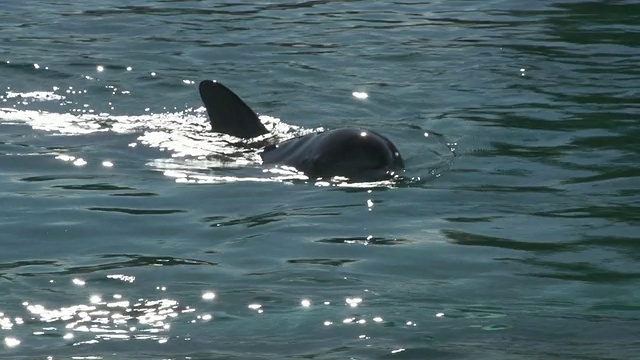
199, 80, 269, 139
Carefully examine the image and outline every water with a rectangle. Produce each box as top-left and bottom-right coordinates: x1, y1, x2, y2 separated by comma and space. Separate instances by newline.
1, 1, 639, 358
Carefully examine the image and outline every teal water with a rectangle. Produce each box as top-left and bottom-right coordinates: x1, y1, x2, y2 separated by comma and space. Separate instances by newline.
1, 1, 639, 359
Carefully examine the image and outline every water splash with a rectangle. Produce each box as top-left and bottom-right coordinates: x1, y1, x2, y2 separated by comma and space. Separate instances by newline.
1, 89, 452, 188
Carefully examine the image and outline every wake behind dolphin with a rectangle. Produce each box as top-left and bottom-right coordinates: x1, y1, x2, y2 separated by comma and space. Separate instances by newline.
199, 80, 404, 181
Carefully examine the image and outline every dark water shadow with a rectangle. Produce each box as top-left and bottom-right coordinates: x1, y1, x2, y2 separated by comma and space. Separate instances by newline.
88, 207, 186, 215
53, 183, 135, 191
506, 257, 640, 283
286, 258, 357, 267
442, 229, 573, 252
447, 228, 639, 259
447, 227, 640, 282
202, 204, 359, 228
20, 175, 101, 182
533, 205, 640, 224
444, 216, 503, 223
563, 167, 640, 185
454, 184, 564, 194
109, 192, 158, 197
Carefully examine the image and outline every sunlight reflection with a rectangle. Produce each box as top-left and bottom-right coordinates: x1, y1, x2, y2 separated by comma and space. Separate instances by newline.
202, 292, 216, 300
72, 278, 86, 286
20, 294, 188, 346
74, 157, 88, 166
5, 91, 64, 101
108, 300, 130, 308
343, 317, 355, 324
352, 91, 368, 99
367, 199, 374, 211
301, 299, 311, 308
165, 170, 308, 185
106, 274, 135, 283
346, 297, 362, 307
248, 303, 263, 314
4, 337, 20, 348
0, 314, 12, 330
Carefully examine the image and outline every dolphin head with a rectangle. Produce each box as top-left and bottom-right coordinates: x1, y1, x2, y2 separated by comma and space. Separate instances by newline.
311, 128, 404, 180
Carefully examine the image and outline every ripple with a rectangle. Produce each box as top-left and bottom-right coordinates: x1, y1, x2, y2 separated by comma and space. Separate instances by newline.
509, 257, 640, 283
286, 258, 358, 267
533, 205, 640, 224
316, 236, 413, 246
109, 192, 158, 197
0, 259, 61, 272
52, 183, 135, 191
87, 207, 186, 215
20, 175, 100, 182
17, 255, 217, 277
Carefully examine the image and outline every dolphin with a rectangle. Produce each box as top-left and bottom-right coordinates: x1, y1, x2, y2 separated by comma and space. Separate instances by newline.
198, 80, 404, 180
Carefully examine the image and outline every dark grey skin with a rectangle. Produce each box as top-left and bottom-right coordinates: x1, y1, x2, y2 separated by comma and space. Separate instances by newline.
199, 80, 404, 180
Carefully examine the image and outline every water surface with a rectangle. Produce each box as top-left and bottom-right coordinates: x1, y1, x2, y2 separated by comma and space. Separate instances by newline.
1, 1, 639, 359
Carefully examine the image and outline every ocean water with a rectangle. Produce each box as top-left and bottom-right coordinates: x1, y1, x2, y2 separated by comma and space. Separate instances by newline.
1, 1, 639, 359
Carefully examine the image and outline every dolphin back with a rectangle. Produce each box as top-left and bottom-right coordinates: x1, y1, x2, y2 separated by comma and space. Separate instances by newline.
199, 80, 269, 139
